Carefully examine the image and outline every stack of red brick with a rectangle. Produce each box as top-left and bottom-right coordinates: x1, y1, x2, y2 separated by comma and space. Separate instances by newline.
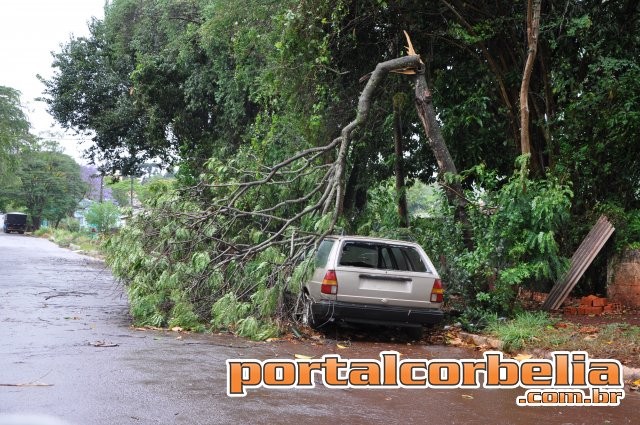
563, 295, 623, 315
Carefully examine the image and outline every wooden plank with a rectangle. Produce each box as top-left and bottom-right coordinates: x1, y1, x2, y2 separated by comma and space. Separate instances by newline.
549, 224, 614, 310
545, 217, 614, 310
545, 219, 612, 310
547, 218, 609, 305
542, 216, 614, 310
542, 217, 606, 308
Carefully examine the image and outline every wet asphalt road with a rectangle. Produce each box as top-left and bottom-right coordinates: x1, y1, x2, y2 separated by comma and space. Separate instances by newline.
0, 233, 638, 424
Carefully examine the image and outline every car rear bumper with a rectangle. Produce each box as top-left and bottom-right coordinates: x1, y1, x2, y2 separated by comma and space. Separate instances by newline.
311, 300, 444, 326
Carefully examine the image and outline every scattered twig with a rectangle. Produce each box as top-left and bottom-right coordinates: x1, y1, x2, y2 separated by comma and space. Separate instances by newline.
43, 291, 98, 300
88, 340, 119, 347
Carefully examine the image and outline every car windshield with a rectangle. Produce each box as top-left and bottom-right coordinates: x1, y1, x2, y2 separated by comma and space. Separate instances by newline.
338, 241, 428, 272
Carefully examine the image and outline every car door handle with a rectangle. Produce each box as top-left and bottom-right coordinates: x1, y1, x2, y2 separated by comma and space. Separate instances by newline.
359, 274, 411, 282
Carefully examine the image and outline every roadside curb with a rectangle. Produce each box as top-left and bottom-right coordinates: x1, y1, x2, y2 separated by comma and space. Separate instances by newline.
458, 331, 640, 381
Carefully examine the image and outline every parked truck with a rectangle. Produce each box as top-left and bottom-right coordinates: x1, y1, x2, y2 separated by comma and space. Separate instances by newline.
3, 212, 27, 234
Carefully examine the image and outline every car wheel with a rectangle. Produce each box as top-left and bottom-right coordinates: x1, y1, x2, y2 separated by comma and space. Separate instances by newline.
406, 325, 423, 340
300, 292, 318, 329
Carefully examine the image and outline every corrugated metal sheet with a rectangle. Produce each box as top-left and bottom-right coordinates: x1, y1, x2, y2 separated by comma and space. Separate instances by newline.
542, 216, 615, 311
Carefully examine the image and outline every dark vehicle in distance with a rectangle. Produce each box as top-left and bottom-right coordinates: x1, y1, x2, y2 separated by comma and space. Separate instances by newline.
3, 212, 27, 234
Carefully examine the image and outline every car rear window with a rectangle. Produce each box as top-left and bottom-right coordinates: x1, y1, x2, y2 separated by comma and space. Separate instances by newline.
339, 241, 428, 272
315, 239, 335, 268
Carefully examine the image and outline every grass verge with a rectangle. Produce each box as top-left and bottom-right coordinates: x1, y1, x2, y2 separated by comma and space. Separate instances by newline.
486, 311, 555, 351
484, 311, 640, 367
34, 227, 103, 256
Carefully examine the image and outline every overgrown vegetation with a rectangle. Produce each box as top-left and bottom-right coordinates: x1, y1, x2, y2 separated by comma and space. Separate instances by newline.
486, 314, 640, 365
35, 226, 101, 254
37, 0, 640, 338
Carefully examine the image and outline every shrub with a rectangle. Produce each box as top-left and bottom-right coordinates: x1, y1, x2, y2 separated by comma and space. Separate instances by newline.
85, 201, 120, 233
59, 216, 81, 232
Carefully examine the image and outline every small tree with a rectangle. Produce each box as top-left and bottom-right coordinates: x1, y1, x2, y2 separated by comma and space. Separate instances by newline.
85, 201, 120, 233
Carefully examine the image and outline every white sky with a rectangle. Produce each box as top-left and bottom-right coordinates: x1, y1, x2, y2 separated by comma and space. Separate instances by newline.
0, 0, 106, 163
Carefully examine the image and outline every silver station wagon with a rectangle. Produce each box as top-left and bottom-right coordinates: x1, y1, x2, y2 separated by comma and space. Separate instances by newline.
300, 236, 444, 335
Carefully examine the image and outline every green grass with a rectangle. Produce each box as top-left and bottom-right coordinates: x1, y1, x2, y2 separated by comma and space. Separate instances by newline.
487, 311, 555, 351
486, 313, 640, 366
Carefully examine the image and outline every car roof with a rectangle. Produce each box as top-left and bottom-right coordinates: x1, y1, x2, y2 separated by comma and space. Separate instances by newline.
323, 235, 420, 246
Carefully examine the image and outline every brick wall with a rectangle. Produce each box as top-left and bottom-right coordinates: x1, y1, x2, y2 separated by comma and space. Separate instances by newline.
607, 249, 640, 308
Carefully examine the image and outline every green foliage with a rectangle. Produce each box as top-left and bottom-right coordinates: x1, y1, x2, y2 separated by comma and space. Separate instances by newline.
211, 293, 252, 330
85, 201, 120, 233
591, 203, 640, 251
168, 300, 205, 332
40, 227, 100, 253
103, 161, 321, 338
458, 308, 498, 333
458, 158, 572, 313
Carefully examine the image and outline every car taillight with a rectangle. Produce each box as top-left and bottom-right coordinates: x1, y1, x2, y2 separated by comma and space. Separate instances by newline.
321, 270, 338, 295
430, 278, 444, 303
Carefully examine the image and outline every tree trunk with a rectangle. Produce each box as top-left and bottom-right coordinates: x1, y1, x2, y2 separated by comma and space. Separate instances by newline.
519, 0, 542, 156
31, 215, 42, 231
413, 68, 473, 248
393, 95, 409, 227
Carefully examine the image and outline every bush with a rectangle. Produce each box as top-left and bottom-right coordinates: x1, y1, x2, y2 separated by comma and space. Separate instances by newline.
34, 228, 52, 237
59, 217, 81, 232
85, 201, 120, 233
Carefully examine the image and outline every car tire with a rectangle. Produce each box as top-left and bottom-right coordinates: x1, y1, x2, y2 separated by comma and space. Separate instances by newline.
301, 292, 319, 329
406, 325, 423, 340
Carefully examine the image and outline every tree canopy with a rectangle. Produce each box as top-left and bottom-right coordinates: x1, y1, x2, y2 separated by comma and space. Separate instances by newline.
0, 86, 34, 185
41, 0, 640, 211
1, 143, 87, 229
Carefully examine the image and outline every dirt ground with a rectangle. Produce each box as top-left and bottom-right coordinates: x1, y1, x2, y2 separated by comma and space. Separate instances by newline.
559, 308, 640, 327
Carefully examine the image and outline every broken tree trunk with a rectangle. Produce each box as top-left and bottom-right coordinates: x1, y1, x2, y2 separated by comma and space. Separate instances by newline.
393, 93, 409, 228
413, 66, 473, 248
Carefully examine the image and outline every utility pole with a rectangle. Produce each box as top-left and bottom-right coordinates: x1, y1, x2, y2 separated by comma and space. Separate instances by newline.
99, 174, 104, 203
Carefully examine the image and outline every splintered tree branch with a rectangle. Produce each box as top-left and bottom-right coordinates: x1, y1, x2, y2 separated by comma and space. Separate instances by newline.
332, 55, 424, 216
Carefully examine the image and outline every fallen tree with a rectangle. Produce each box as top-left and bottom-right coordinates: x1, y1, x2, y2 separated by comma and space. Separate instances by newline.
105, 35, 467, 336
180, 35, 464, 267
